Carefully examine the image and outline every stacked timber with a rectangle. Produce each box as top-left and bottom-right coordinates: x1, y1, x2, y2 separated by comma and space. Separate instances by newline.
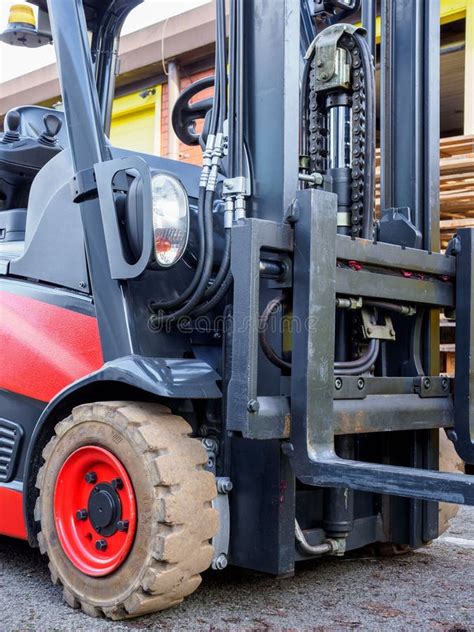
375, 135, 474, 250
438, 136, 474, 375
375, 134, 473, 375
439, 135, 474, 249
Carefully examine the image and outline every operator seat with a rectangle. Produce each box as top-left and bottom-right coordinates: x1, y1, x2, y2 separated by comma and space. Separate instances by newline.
6, 145, 90, 292
0, 107, 66, 259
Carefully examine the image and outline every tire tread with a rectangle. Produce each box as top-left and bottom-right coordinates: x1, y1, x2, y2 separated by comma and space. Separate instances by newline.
35, 401, 218, 619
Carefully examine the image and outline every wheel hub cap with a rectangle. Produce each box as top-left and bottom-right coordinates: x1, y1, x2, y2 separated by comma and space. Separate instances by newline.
53, 446, 137, 577
88, 482, 121, 535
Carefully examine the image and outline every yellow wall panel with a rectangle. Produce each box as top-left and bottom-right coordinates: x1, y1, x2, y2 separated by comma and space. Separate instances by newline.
357, 0, 468, 43
110, 86, 161, 154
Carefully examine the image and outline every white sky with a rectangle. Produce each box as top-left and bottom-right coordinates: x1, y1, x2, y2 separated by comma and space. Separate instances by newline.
0, 0, 210, 83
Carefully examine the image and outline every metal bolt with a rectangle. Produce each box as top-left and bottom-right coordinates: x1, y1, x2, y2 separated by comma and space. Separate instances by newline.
247, 399, 259, 413
76, 509, 88, 521
389, 329, 395, 337
321, 72, 328, 80
95, 539, 107, 552
446, 429, 458, 443
217, 478, 233, 494
366, 327, 372, 335
85, 471, 97, 484
285, 199, 300, 224
423, 377, 431, 390
212, 554, 228, 570
112, 478, 124, 491
334, 377, 343, 390
207, 455, 216, 470
202, 437, 218, 452
117, 520, 129, 533
441, 377, 449, 390
79, 281, 86, 288
281, 442, 295, 457
357, 378, 365, 390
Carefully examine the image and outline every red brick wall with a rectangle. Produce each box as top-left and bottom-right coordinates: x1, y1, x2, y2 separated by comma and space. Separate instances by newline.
161, 67, 215, 165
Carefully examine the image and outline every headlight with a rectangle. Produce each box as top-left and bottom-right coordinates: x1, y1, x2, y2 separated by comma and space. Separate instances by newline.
152, 173, 189, 267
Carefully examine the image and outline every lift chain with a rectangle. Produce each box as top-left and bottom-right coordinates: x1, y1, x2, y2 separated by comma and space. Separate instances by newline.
308, 33, 366, 237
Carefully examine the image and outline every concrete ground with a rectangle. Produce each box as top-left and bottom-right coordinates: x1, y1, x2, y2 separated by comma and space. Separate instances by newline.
0, 507, 473, 632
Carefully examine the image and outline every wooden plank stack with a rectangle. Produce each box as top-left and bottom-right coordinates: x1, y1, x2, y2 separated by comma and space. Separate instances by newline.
439, 135, 474, 249
375, 134, 473, 375
438, 136, 474, 375
375, 135, 474, 250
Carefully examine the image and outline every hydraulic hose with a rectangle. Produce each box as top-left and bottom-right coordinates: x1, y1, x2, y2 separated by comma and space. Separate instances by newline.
410, 308, 425, 377
227, 0, 237, 179
152, 186, 207, 310
259, 297, 291, 371
202, 228, 231, 301
150, 0, 228, 323
364, 299, 415, 315
259, 297, 381, 374
216, 0, 227, 125
206, 0, 223, 139
227, 0, 245, 179
190, 0, 237, 316
190, 268, 233, 318
234, 0, 244, 177
334, 338, 380, 375
295, 520, 336, 557
150, 189, 217, 325
191, 205, 233, 313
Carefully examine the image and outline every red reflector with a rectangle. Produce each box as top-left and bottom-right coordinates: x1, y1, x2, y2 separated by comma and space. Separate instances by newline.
155, 238, 172, 253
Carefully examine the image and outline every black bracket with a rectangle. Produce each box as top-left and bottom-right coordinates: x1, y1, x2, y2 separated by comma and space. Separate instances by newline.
453, 228, 474, 463
71, 167, 97, 203
94, 156, 153, 280
226, 218, 293, 439
378, 207, 422, 249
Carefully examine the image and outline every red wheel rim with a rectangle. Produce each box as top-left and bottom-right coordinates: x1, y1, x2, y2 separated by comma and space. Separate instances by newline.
54, 446, 137, 577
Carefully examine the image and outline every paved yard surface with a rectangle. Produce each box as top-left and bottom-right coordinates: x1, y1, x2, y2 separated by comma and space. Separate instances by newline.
0, 507, 473, 631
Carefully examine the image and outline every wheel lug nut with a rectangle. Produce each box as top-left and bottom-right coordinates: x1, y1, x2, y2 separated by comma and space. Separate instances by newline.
85, 471, 97, 484
117, 520, 129, 532
95, 539, 107, 551
112, 477, 124, 490
76, 509, 88, 521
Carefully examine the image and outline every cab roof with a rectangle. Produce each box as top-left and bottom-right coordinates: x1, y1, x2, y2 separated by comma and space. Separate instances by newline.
28, 0, 142, 32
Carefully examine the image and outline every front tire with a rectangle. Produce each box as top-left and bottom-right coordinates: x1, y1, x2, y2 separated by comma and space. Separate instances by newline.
35, 401, 218, 619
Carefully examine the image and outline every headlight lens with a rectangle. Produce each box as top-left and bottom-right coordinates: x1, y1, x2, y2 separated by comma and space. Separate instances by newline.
151, 173, 189, 267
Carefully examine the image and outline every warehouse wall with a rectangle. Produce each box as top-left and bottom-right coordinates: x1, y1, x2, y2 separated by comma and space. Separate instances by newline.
160, 67, 214, 164
110, 67, 214, 166
110, 87, 161, 155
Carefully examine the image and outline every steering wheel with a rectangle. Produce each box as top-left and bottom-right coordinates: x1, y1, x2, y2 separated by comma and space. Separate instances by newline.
172, 76, 214, 146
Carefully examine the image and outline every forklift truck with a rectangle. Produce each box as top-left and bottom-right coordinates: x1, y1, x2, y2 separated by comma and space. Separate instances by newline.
0, 0, 473, 620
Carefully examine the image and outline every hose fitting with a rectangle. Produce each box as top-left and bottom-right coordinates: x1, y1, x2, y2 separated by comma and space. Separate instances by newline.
234, 194, 247, 221
224, 198, 234, 229
295, 519, 345, 557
